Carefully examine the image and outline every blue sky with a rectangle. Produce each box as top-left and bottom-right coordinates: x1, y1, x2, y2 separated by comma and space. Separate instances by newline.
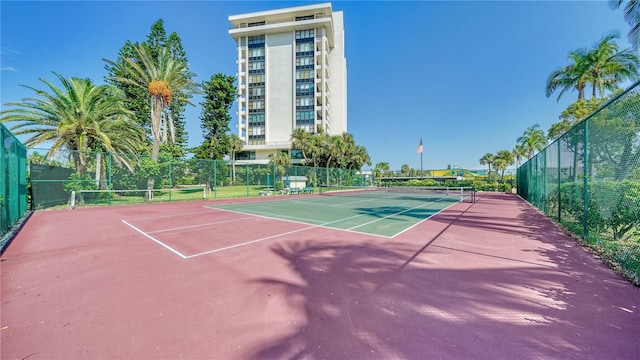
0, 0, 634, 171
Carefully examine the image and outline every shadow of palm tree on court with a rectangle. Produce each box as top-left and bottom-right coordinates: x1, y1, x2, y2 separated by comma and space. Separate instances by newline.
244, 237, 640, 359
245, 193, 640, 359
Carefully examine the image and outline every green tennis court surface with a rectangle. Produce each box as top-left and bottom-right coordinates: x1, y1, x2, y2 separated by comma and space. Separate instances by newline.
208, 186, 474, 237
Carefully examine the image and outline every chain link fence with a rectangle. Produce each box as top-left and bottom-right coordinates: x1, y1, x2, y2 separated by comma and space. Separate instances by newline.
27, 148, 373, 208
1, 123, 28, 246
517, 82, 640, 285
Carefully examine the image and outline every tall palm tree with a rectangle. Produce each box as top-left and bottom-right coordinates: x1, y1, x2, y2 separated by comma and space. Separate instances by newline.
104, 44, 199, 160
1, 73, 142, 174
268, 151, 292, 184
517, 124, 548, 159
349, 145, 371, 171
494, 150, 515, 180
546, 50, 590, 102
105, 44, 199, 193
479, 153, 495, 178
585, 32, 640, 99
229, 134, 243, 184
513, 144, 527, 167
291, 127, 311, 165
609, 0, 640, 50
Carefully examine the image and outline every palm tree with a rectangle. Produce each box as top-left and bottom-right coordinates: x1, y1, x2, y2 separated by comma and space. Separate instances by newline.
585, 32, 640, 99
609, 1, 640, 50
105, 44, 199, 193
229, 134, 243, 184
104, 44, 199, 156
349, 145, 371, 171
291, 128, 311, 165
373, 162, 391, 185
1, 73, 142, 174
494, 150, 515, 179
517, 124, 548, 159
513, 144, 527, 167
479, 153, 495, 178
546, 50, 590, 102
268, 151, 292, 186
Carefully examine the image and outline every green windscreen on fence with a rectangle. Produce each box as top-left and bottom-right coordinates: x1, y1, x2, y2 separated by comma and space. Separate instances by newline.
517, 81, 640, 284
1, 123, 28, 245
27, 148, 374, 208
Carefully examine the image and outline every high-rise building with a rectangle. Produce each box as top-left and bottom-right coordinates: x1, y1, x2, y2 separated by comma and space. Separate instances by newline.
228, 2, 347, 163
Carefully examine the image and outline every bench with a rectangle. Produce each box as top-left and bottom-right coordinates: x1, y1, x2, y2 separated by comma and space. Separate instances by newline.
302, 187, 314, 194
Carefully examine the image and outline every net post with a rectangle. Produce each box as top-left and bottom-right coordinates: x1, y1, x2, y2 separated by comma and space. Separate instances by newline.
203, 186, 207, 201
70, 191, 76, 209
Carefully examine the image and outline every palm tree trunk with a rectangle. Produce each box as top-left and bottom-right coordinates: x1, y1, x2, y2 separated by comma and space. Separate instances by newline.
147, 97, 164, 200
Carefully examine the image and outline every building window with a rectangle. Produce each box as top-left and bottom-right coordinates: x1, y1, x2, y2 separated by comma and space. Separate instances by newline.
296, 56, 314, 66
296, 96, 313, 107
249, 74, 265, 84
236, 151, 256, 160
250, 87, 264, 97
296, 111, 314, 121
251, 61, 264, 71
295, 15, 315, 22
249, 114, 265, 124
249, 48, 264, 57
295, 42, 313, 52
248, 35, 265, 45
296, 70, 314, 79
295, 29, 315, 39
291, 149, 304, 159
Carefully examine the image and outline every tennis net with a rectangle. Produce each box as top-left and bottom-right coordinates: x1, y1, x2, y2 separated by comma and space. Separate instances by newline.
69, 186, 207, 208
319, 185, 476, 203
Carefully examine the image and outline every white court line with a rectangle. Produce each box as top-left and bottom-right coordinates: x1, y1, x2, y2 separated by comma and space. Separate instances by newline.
186, 206, 397, 258
128, 198, 465, 260
147, 216, 256, 234
348, 198, 448, 232
185, 225, 316, 258
124, 208, 218, 221
121, 220, 187, 259
391, 200, 462, 238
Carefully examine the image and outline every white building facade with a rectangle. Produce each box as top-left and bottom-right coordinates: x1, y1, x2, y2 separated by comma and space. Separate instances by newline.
228, 2, 347, 163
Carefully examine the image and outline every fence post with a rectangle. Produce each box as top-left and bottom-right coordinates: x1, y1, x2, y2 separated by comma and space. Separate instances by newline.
168, 157, 172, 201
108, 152, 113, 205
583, 121, 589, 240
557, 142, 561, 222
213, 160, 217, 200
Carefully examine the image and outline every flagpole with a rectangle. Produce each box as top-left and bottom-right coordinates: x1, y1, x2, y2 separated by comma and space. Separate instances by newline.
421, 152, 423, 179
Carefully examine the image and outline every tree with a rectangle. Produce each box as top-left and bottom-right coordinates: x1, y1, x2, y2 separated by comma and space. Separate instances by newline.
494, 150, 515, 180
479, 153, 495, 177
373, 162, 391, 184
291, 128, 312, 165
548, 98, 605, 140
609, 0, 640, 50
585, 32, 639, 99
517, 124, 548, 159
229, 134, 243, 184
104, 19, 194, 156
105, 43, 200, 192
400, 164, 411, 176
1, 73, 143, 174
513, 144, 527, 168
268, 151, 292, 183
546, 50, 590, 102
194, 73, 236, 160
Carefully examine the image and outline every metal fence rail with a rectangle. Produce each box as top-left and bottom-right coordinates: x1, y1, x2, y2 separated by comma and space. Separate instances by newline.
517, 81, 640, 284
1, 123, 28, 246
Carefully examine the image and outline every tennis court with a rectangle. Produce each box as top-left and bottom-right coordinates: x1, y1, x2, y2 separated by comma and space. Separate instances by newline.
209, 186, 475, 238
2, 192, 639, 359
